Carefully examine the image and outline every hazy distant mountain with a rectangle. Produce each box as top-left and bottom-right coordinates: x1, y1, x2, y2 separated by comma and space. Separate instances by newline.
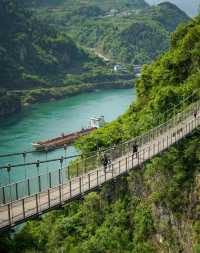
146, 0, 199, 16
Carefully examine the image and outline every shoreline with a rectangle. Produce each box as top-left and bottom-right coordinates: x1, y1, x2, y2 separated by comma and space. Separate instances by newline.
1, 81, 134, 119
21, 81, 134, 106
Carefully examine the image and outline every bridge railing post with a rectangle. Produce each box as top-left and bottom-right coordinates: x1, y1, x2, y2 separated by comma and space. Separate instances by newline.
7, 203, 11, 226
97, 170, 99, 185
22, 199, 25, 219
38, 175, 41, 193
48, 189, 50, 208
2, 187, 6, 205
88, 173, 91, 190
16, 183, 19, 200
49, 172, 52, 188
69, 180, 72, 198
58, 169, 62, 203
59, 185, 62, 204
27, 178, 30, 196
35, 194, 39, 214
79, 177, 82, 194
76, 163, 79, 177
132, 154, 134, 168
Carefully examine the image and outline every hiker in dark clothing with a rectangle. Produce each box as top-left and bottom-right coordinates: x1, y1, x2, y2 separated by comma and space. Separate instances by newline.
194, 110, 197, 119
102, 154, 109, 173
132, 143, 138, 158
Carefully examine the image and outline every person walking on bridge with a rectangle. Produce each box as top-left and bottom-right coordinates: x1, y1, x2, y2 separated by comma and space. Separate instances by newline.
132, 142, 138, 158
194, 110, 197, 119
101, 154, 109, 173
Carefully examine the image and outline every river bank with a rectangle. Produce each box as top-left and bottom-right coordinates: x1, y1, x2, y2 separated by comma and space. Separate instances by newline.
0, 88, 135, 183
1, 78, 133, 119
21, 80, 133, 106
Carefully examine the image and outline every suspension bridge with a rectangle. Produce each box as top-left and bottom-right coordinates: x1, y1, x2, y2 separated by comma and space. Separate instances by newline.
0, 95, 200, 232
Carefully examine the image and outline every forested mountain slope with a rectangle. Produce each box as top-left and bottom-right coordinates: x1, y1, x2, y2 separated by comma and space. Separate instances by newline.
2, 13, 200, 253
39, 1, 189, 64
25, 0, 149, 11
0, 0, 189, 90
0, 0, 102, 89
76, 15, 200, 153
140, 2, 190, 32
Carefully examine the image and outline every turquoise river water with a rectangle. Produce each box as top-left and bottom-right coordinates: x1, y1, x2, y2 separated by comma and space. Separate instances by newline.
0, 88, 135, 191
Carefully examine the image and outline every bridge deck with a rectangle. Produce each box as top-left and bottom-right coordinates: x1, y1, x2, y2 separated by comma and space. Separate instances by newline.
0, 102, 200, 231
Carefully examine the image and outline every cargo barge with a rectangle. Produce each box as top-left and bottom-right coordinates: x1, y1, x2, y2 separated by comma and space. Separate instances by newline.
32, 116, 105, 151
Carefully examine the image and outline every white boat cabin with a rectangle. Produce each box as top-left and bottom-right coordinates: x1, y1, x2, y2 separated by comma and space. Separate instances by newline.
89, 116, 105, 128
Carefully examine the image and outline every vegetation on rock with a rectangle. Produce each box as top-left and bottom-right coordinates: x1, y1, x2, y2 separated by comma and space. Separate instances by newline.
75, 15, 200, 153
1, 11, 200, 253
0, 0, 105, 90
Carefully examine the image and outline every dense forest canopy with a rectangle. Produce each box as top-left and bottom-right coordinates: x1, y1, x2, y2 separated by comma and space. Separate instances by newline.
0, 0, 189, 90
1, 13, 200, 253
0, 0, 103, 89
75, 14, 200, 154
0, 1, 199, 252
37, 1, 189, 65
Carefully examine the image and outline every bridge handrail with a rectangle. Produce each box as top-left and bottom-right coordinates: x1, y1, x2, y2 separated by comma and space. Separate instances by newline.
0, 88, 199, 160
0, 99, 199, 205
0, 103, 199, 230
0, 145, 156, 207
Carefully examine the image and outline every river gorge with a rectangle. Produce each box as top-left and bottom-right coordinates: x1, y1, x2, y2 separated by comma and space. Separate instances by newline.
0, 88, 136, 187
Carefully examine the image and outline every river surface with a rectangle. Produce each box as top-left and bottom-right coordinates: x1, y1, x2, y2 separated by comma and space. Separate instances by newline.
0, 88, 136, 187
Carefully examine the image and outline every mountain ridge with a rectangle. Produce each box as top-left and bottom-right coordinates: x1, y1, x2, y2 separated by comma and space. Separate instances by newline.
26, 0, 149, 10
146, 0, 199, 17
3, 14, 200, 253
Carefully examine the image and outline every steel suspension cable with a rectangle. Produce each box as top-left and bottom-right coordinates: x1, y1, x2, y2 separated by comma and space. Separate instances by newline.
0, 87, 200, 161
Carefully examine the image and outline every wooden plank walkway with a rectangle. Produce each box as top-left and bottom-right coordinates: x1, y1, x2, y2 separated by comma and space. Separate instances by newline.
0, 102, 200, 231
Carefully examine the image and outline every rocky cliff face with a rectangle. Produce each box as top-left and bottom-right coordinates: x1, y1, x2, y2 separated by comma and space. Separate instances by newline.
127, 132, 200, 253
